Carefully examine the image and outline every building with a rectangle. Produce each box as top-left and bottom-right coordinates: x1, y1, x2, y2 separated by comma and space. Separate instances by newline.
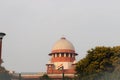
9, 37, 78, 80
46, 37, 78, 79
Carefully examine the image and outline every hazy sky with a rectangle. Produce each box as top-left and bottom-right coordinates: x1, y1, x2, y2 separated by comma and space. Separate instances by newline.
0, 0, 120, 72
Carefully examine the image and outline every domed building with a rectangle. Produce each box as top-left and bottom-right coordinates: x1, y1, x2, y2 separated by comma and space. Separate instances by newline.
10, 37, 78, 80
46, 37, 78, 78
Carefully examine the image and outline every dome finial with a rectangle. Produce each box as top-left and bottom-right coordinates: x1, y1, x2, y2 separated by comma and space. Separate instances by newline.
61, 37, 66, 40
61, 35, 66, 39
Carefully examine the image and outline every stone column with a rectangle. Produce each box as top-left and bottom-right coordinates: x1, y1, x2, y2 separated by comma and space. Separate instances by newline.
69, 53, 71, 57
0, 33, 6, 65
55, 53, 57, 57
59, 53, 61, 57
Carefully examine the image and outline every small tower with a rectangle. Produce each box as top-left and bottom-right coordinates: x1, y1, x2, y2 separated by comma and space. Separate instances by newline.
0, 32, 6, 65
46, 37, 78, 75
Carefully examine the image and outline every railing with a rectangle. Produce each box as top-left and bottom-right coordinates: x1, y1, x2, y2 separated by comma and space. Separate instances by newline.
11, 72, 46, 80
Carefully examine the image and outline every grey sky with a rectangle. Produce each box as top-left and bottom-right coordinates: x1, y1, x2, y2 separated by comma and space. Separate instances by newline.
0, 0, 120, 72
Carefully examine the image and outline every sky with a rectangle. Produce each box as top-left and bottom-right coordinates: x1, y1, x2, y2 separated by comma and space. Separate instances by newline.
0, 0, 120, 73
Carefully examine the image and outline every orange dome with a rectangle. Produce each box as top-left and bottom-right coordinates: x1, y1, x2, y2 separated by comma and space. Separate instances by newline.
51, 37, 75, 53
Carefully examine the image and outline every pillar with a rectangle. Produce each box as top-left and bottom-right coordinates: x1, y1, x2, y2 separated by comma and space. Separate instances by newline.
0, 32, 6, 65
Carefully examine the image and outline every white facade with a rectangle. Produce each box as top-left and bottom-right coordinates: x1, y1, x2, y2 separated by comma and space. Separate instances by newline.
54, 62, 73, 69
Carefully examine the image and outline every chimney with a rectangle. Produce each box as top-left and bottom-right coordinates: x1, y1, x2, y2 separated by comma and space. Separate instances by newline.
0, 32, 6, 65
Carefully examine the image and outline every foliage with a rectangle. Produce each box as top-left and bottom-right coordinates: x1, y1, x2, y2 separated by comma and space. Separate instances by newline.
40, 74, 52, 80
0, 66, 11, 80
75, 46, 120, 80
64, 76, 73, 80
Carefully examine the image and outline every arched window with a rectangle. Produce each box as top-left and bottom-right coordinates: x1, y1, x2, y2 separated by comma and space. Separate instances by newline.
57, 53, 59, 57
66, 53, 69, 57
61, 53, 64, 57
70, 54, 72, 58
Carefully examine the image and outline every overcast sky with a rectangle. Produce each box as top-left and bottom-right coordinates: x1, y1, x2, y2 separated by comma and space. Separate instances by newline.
0, 0, 120, 73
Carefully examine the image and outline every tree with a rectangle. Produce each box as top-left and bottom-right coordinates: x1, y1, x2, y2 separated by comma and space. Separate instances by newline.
75, 46, 116, 80
41, 74, 52, 80
111, 46, 120, 67
0, 66, 11, 80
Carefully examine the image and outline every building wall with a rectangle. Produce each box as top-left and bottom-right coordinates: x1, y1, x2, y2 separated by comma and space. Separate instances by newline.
54, 62, 73, 69
47, 68, 75, 74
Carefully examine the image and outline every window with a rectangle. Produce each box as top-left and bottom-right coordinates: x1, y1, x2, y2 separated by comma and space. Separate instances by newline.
57, 53, 59, 57
70, 54, 72, 58
61, 53, 64, 57
66, 53, 69, 57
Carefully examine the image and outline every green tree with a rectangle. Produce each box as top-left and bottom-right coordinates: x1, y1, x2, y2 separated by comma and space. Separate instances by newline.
75, 46, 115, 80
111, 46, 120, 67
41, 74, 52, 80
0, 66, 11, 80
